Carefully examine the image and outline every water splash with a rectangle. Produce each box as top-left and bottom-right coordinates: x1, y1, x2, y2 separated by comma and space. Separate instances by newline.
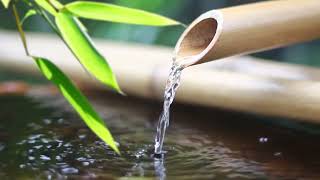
154, 157, 166, 180
154, 58, 184, 155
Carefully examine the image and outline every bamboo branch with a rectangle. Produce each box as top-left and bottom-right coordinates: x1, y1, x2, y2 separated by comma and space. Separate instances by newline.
12, 4, 30, 56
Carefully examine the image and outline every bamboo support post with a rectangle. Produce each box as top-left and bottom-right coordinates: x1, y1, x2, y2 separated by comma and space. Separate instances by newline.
175, 0, 320, 66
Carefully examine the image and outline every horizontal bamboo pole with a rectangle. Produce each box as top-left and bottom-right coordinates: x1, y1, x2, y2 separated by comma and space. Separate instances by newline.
1, 31, 320, 122
175, 0, 320, 66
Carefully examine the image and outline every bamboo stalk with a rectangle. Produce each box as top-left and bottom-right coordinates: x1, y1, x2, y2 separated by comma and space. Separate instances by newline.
1, 31, 320, 122
175, 0, 320, 66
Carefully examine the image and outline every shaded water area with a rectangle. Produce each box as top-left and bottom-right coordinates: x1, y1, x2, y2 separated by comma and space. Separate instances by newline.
1, 86, 320, 179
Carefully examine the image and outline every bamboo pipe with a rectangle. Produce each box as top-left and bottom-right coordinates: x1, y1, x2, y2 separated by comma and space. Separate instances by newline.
174, 0, 320, 67
2, 31, 320, 122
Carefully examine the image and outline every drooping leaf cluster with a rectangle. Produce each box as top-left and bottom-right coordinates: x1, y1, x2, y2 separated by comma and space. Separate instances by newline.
2, 0, 181, 154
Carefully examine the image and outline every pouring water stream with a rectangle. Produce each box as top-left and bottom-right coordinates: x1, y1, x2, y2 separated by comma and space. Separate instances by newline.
154, 55, 198, 157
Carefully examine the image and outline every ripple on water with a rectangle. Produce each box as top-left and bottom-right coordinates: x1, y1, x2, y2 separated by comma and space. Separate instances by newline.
0, 113, 267, 179
0, 95, 320, 179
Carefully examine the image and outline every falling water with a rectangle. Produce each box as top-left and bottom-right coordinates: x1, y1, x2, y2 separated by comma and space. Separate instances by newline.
154, 57, 184, 156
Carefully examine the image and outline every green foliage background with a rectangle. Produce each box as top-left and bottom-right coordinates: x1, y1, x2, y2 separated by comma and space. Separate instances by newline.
1, 0, 318, 67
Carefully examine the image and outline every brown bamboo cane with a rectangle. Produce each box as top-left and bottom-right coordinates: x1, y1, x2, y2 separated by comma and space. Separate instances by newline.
2, 31, 320, 122
174, 0, 320, 67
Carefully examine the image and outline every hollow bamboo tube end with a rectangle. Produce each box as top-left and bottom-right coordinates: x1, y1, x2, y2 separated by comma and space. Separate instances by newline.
174, 10, 223, 67
175, 0, 320, 67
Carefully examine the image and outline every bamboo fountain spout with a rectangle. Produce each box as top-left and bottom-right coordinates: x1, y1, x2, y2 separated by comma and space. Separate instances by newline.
174, 0, 320, 67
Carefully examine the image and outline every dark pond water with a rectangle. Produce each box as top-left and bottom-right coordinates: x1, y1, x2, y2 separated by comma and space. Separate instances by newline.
1, 87, 320, 179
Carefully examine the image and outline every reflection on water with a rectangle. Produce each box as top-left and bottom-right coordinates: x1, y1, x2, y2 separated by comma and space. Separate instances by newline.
1, 90, 320, 179
154, 157, 166, 180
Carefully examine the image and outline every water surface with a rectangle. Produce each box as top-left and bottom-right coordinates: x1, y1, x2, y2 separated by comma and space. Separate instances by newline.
0, 88, 320, 179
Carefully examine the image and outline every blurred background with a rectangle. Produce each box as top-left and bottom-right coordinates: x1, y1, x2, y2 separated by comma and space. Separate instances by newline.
1, 0, 320, 67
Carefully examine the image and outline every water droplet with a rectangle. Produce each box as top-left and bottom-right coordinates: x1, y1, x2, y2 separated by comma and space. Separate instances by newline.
78, 134, 86, 139
63, 143, 72, 147
28, 140, 36, 144
56, 156, 62, 161
34, 145, 43, 149
61, 167, 79, 174
115, 141, 120, 147
16, 140, 26, 145
41, 138, 50, 144
135, 149, 146, 159
29, 134, 43, 140
274, 152, 282, 157
0, 143, 5, 151
57, 118, 64, 124
76, 157, 86, 161
259, 137, 268, 143
57, 142, 62, 148
40, 155, 51, 161
82, 162, 89, 166
43, 119, 51, 125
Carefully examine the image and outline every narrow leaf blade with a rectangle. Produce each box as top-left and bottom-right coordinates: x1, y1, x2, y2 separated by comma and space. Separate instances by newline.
20, 9, 37, 25
33, 57, 120, 154
65, 1, 180, 26
1, 0, 10, 8
35, 0, 57, 15
50, 0, 63, 9
55, 10, 122, 93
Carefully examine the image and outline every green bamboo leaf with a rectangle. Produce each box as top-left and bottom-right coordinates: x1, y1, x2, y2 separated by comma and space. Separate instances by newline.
55, 10, 122, 93
20, 9, 37, 25
65, 1, 180, 26
49, 0, 63, 9
1, 0, 10, 8
33, 57, 120, 154
75, 17, 88, 33
35, 0, 57, 15
35, 0, 63, 15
